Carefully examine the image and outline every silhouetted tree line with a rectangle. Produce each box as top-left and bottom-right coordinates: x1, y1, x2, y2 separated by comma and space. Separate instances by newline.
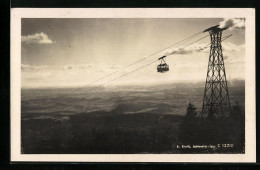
178, 101, 245, 153
66, 125, 179, 154
22, 114, 182, 154
22, 102, 244, 154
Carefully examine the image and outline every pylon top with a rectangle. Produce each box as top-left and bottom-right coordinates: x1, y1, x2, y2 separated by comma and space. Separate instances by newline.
203, 25, 228, 33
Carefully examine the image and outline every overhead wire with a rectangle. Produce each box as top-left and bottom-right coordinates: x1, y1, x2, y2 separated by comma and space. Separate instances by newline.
51, 34, 211, 113
200, 34, 232, 51
54, 19, 240, 100
51, 30, 233, 113
166, 34, 210, 56
49, 31, 204, 98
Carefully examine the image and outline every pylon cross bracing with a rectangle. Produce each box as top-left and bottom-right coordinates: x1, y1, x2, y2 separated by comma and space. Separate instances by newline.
201, 25, 231, 118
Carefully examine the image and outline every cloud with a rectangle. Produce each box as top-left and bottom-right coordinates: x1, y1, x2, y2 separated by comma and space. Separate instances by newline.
22, 32, 54, 44
220, 43, 245, 65
163, 42, 244, 58
226, 57, 244, 65
164, 43, 209, 56
21, 64, 47, 71
110, 64, 121, 70
219, 18, 245, 30
21, 42, 244, 89
21, 63, 126, 88
222, 42, 245, 54
175, 62, 207, 69
61, 63, 122, 72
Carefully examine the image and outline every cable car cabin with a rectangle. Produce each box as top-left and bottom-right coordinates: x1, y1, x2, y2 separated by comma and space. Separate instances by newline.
157, 63, 169, 73
157, 56, 169, 73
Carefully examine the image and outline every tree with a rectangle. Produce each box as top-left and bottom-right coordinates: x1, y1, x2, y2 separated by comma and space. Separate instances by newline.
186, 102, 197, 118
230, 101, 243, 119
178, 102, 199, 145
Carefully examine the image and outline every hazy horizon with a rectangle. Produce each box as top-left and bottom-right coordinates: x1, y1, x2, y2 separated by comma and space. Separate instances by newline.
21, 78, 245, 89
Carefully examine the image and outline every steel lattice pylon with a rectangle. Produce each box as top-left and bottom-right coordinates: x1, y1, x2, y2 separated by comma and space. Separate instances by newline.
201, 25, 231, 118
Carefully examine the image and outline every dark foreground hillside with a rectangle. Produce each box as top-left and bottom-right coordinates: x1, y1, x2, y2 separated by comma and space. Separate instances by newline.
22, 111, 183, 154
21, 84, 245, 154
21, 107, 244, 154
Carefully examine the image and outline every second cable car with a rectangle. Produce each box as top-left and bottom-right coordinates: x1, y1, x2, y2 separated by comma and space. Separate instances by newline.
157, 56, 169, 73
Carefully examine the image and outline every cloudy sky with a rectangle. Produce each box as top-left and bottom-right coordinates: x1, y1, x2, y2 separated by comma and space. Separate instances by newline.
21, 18, 245, 88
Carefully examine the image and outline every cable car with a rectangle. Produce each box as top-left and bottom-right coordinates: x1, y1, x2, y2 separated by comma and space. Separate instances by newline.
157, 56, 169, 73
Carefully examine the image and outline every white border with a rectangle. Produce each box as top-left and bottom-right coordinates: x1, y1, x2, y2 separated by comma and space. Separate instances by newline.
11, 8, 256, 162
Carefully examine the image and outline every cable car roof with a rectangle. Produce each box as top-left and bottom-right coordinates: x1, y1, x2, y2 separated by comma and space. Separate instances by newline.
158, 56, 167, 60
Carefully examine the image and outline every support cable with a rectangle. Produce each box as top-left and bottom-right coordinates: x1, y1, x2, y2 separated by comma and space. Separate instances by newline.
52, 34, 211, 113
49, 31, 204, 97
